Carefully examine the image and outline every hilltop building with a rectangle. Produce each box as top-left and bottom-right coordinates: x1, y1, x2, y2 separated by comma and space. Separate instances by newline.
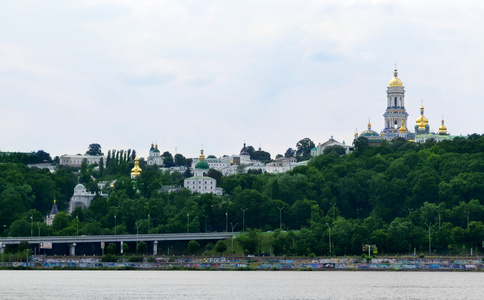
59, 154, 104, 168
184, 149, 223, 195
311, 136, 354, 156
147, 143, 164, 166
45, 200, 59, 225
356, 68, 460, 145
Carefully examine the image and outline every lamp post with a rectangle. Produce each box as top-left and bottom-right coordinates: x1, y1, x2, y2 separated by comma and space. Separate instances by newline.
37, 222, 41, 237
330, 202, 337, 220
326, 222, 334, 256
30, 215, 33, 237
114, 214, 117, 235
277, 207, 284, 229
135, 221, 142, 250
230, 222, 238, 252
240, 208, 248, 232
203, 215, 208, 233
148, 213, 151, 234
187, 213, 190, 233
76, 215, 79, 237
424, 222, 432, 253
225, 210, 228, 233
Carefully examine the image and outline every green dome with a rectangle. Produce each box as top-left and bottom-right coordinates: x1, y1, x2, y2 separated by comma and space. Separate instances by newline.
152, 148, 160, 153
195, 160, 210, 170
359, 130, 380, 139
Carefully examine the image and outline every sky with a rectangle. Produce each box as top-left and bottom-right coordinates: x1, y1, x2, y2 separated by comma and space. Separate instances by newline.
1, 0, 484, 159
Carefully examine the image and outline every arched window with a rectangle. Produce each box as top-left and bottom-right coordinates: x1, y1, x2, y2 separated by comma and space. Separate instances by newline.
394, 97, 397, 107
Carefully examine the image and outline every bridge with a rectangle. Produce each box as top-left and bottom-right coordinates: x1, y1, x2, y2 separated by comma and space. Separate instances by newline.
0, 232, 235, 256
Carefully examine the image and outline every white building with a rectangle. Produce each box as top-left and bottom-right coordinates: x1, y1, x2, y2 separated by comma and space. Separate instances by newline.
68, 183, 108, 213
147, 143, 164, 166
311, 137, 354, 156
265, 156, 298, 173
59, 154, 104, 167
184, 149, 223, 195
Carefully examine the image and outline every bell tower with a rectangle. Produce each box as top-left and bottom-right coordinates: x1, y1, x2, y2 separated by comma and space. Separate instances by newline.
382, 68, 408, 138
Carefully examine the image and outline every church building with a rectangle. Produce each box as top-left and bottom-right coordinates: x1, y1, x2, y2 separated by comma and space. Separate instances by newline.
184, 149, 223, 195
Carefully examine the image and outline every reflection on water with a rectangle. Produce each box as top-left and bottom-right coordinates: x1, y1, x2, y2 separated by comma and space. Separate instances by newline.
1, 270, 483, 299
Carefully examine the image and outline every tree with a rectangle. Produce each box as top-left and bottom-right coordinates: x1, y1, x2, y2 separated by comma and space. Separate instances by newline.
137, 241, 147, 253
323, 145, 347, 156
285, 148, 296, 158
252, 150, 271, 162
296, 138, 315, 160
215, 240, 227, 256
174, 154, 187, 166
162, 152, 175, 167
86, 143, 103, 156
107, 243, 117, 254
207, 168, 222, 183
188, 240, 201, 254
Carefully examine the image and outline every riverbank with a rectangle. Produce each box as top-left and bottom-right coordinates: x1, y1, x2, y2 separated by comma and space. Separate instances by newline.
1, 255, 483, 271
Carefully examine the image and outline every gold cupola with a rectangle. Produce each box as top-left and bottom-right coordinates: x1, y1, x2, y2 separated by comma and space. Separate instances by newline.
199, 148, 205, 161
398, 120, 407, 133
416, 105, 429, 129
131, 157, 142, 178
389, 68, 403, 87
439, 118, 448, 135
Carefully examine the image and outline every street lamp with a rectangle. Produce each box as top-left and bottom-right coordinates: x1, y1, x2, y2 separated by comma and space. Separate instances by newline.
114, 214, 117, 235
203, 215, 208, 233
330, 202, 337, 220
277, 207, 284, 229
148, 213, 151, 234
424, 222, 432, 253
76, 215, 79, 237
37, 222, 41, 237
30, 215, 33, 237
135, 221, 142, 249
187, 213, 190, 233
230, 222, 238, 252
225, 210, 228, 232
326, 222, 334, 256
240, 208, 248, 232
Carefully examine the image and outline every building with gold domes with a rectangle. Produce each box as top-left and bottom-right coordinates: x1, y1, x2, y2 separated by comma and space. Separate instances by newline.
147, 143, 164, 166
184, 149, 223, 195
356, 67, 462, 144
381, 68, 412, 139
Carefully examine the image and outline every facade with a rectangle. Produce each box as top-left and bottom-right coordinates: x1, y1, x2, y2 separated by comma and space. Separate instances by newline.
184, 149, 223, 195
68, 184, 96, 214
311, 136, 354, 156
59, 154, 104, 168
265, 156, 297, 173
381, 68, 410, 139
147, 143, 164, 166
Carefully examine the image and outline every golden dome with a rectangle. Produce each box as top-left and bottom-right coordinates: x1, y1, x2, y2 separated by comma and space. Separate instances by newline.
131, 157, 142, 177
439, 118, 448, 134
399, 120, 407, 133
416, 105, 429, 129
199, 149, 205, 161
389, 68, 403, 87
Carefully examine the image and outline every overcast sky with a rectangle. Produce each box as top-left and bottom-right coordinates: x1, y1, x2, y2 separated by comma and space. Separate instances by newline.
1, 1, 483, 159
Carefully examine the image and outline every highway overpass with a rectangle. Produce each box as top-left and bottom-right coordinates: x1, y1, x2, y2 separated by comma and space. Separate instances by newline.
0, 232, 235, 256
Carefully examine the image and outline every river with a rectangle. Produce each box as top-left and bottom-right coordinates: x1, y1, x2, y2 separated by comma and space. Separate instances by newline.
1, 270, 483, 299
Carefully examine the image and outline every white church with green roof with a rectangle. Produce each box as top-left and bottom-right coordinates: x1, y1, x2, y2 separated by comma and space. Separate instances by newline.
184, 149, 223, 195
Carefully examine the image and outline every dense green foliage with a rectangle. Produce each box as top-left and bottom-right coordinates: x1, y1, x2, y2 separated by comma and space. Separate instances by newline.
2, 135, 484, 256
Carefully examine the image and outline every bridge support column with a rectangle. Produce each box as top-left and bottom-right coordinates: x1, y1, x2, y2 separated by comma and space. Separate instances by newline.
0, 244, 4, 254
153, 241, 158, 256
69, 243, 76, 256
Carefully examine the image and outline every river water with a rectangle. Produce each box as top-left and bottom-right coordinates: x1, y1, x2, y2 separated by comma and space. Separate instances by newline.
1, 270, 483, 299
